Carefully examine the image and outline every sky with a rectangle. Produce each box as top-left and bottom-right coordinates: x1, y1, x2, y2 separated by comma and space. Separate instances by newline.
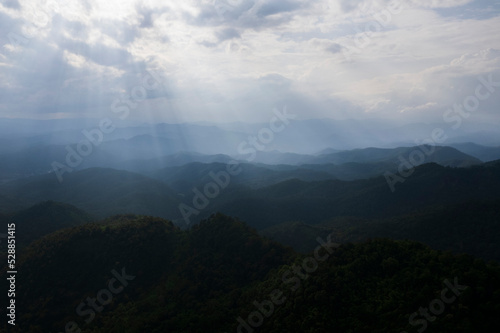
0, 0, 499, 125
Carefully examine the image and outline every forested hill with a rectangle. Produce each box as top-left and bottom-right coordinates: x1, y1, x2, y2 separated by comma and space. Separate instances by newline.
2, 161, 500, 230
1, 214, 499, 333
261, 199, 500, 262
210, 161, 500, 228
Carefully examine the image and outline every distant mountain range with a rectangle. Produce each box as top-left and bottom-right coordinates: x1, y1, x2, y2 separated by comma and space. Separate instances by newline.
2, 116, 500, 183
0, 168, 182, 220
2, 159, 500, 230
0, 140, 493, 183
448, 142, 500, 162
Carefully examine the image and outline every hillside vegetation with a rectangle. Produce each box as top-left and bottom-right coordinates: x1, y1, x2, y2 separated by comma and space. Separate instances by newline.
1, 214, 499, 333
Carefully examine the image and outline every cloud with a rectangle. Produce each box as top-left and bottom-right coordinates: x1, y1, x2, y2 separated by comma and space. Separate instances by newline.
199, 40, 218, 48
1, 0, 20, 10
139, 8, 154, 28
0, 0, 499, 129
190, 0, 256, 27
410, 0, 473, 9
256, 0, 302, 17
216, 27, 241, 41
325, 43, 342, 54
339, 0, 473, 13
136, 3, 169, 28
258, 73, 292, 90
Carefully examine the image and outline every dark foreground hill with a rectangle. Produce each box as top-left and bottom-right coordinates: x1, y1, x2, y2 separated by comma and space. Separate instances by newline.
6, 200, 94, 248
1, 214, 499, 333
0, 214, 294, 333
261, 199, 500, 262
